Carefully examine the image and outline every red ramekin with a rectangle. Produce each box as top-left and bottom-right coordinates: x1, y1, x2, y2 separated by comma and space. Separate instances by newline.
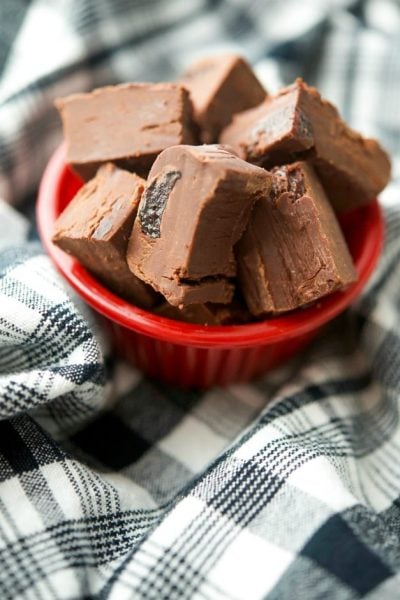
37, 144, 384, 388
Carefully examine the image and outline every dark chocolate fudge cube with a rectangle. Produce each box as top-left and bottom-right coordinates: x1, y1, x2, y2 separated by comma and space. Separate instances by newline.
56, 83, 197, 181
127, 144, 271, 307
180, 53, 267, 143
236, 161, 357, 316
52, 163, 158, 308
221, 78, 391, 211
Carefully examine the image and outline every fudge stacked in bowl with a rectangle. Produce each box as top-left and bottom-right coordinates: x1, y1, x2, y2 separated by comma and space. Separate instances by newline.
53, 54, 391, 325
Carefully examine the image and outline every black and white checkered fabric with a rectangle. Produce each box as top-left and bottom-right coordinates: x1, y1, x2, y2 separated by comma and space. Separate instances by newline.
1, 1, 400, 598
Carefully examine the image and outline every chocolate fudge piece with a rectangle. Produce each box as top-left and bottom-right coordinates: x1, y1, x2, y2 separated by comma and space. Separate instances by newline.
221, 78, 391, 211
56, 83, 197, 181
180, 53, 267, 143
127, 144, 271, 306
236, 161, 357, 316
155, 299, 253, 325
52, 163, 158, 308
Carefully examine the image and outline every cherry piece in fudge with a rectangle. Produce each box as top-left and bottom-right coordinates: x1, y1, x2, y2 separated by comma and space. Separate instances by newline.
180, 53, 267, 143
236, 161, 357, 316
52, 163, 158, 308
221, 78, 391, 211
127, 144, 271, 307
56, 83, 197, 181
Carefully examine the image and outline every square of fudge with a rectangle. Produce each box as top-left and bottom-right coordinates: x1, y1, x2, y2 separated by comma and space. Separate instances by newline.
127, 144, 271, 306
221, 78, 391, 211
180, 53, 267, 143
236, 161, 357, 316
56, 83, 197, 180
52, 163, 158, 308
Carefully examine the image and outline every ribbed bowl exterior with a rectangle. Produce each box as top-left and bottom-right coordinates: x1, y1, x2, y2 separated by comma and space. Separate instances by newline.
108, 321, 319, 388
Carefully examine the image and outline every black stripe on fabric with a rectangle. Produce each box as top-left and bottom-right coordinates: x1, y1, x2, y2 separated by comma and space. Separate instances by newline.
20, 470, 65, 528
0, 321, 27, 346
0, 380, 50, 416
0, 417, 64, 480
374, 330, 400, 390
122, 545, 204, 600
53, 363, 105, 386
70, 413, 151, 469
0, 420, 38, 474
67, 455, 119, 517
301, 514, 393, 595
44, 392, 98, 427
39, 304, 93, 344
14, 416, 65, 463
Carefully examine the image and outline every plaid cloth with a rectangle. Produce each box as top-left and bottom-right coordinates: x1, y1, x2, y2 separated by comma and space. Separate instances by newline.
1, 0, 400, 598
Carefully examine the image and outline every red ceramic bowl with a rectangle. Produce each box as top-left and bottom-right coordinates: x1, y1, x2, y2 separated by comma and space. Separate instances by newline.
37, 144, 384, 388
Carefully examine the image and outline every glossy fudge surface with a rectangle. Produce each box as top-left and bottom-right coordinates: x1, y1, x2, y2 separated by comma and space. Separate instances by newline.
127, 144, 271, 306
236, 161, 357, 316
52, 163, 158, 308
221, 78, 391, 211
56, 83, 197, 180
180, 53, 266, 143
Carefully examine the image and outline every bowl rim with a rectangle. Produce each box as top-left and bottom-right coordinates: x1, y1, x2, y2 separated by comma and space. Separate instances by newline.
37, 143, 384, 349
